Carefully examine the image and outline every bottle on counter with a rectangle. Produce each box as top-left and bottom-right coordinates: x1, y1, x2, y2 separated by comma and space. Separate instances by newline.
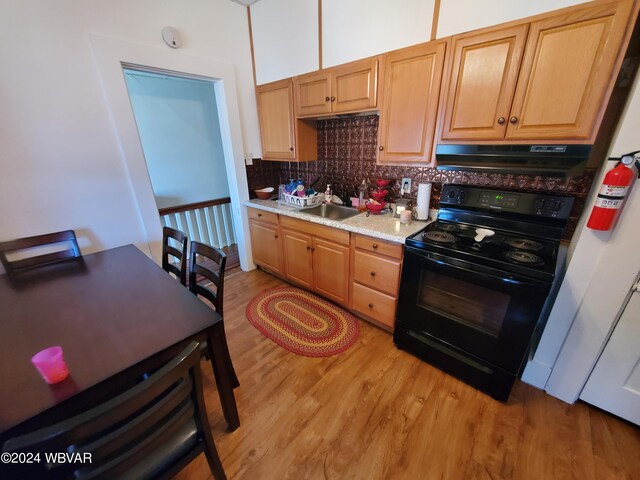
358, 180, 368, 212
324, 184, 332, 203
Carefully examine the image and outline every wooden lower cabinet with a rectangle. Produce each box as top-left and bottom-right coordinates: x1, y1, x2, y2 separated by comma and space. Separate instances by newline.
313, 238, 350, 305
350, 234, 404, 331
282, 229, 314, 289
249, 219, 282, 274
248, 208, 405, 331
352, 283, 397, 329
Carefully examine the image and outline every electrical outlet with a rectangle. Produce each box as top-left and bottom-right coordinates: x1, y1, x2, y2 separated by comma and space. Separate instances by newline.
244, 153, 253, 166
400, 178, 412, 195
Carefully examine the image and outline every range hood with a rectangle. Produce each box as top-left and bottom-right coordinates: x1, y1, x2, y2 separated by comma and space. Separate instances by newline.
435, 144, 592, 176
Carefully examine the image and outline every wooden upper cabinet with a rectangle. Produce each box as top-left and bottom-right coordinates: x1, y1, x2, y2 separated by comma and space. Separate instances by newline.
506, 0, 634, 141
440, 25, 529, 141
256, 79, 317, 162
294, 57, 378, 117
294, 72, 332, 117
377, 41, 446, 164
331, 57, 378, 113
256, 79, 296, 160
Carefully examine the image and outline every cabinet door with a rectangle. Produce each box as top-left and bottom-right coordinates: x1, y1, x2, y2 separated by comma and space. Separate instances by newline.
294, 72, 332, 117
440, 24, 529, 141
312, 238, 349, 305
378, 42, 446, 164
249, 220, 282, 274
506, 0, 634, 141
331, 57, 379, 113
282, 229, 314, 289
256, 79, 296, 160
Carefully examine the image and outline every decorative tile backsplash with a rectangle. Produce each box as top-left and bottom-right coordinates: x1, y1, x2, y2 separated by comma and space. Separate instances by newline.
246, 115, 596, 240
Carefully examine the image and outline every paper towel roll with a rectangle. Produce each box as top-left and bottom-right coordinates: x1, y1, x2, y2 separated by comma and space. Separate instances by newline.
416, 183, 431, 220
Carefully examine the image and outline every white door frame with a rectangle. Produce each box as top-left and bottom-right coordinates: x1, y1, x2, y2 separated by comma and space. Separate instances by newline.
90, 34, 254, 269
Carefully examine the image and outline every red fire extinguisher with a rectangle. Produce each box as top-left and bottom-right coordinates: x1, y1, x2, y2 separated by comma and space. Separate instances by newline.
586, 153, 638, 231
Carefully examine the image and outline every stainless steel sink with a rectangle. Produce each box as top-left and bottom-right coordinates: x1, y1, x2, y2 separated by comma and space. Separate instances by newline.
302, 203, 361, 221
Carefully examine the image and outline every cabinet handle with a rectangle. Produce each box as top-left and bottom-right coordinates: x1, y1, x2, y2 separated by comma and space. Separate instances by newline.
306, 246, 311, 250
497, 117, 506, 125
510, 116, 518, 124
274, 234, 278, 238
372, 243, 378, 249
325, 96, 330, 102
289, 147, 294, 151
368, 303, 374, 308
370, 271, 376, 277
331, 96, 335, 102
378, 146, 384, 151
311, 247, 315, 251
257, 213, 262, 217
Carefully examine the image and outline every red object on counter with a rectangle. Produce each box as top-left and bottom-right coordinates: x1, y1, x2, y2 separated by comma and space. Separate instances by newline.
586, 162, 634, 231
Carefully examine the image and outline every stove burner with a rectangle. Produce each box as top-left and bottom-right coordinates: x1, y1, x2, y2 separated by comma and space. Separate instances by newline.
423, 231, 456, 244
504, 250, 543, 265
435, 223, 460, 233
505, 238, 543, 251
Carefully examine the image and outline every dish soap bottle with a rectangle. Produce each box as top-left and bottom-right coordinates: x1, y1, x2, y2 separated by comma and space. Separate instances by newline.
324, 184, 332, 204
358, 180, 367, 212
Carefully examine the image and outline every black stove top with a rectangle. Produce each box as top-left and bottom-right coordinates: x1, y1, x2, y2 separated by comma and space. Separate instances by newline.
404, 185, 574, 282
406, 221, 559, 281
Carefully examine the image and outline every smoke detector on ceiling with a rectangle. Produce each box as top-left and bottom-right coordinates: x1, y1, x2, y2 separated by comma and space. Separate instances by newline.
161, 26, 183, 49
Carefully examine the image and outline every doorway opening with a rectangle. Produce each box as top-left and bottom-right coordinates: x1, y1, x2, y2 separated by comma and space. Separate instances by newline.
123, 67, 239, 269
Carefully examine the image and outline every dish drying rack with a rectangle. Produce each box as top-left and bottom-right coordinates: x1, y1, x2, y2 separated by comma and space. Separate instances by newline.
279, 192, 325, 209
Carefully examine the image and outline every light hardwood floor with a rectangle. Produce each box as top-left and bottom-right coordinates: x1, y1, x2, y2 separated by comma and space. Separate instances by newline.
176, 268, 640, 480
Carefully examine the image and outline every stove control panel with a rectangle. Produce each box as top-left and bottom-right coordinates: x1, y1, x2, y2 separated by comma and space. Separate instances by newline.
440, 185, 574, 219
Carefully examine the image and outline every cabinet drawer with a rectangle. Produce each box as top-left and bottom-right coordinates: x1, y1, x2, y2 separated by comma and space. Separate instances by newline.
354, 234, 403, 259
280, 216, 350, 245
248, 208, 278, 225
353, 250, 401, 296
352, 282, 397, 329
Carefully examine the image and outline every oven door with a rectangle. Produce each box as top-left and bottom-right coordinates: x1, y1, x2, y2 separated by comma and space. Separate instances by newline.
397, 247, 551, 372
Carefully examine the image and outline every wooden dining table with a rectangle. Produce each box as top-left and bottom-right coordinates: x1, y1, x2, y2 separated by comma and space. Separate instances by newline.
0, 244, 240, 444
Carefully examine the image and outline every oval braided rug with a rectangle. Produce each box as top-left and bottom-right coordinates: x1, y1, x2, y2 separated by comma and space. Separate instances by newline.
246, 286, 360, 357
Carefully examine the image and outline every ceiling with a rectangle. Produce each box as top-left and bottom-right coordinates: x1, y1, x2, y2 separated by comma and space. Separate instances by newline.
228, 0, 262, 6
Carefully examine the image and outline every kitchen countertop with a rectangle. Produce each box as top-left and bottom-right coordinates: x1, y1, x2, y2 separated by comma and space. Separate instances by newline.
245, 199, 432, 244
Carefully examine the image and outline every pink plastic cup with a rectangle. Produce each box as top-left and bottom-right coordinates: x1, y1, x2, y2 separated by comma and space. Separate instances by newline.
31, 346, 69, 384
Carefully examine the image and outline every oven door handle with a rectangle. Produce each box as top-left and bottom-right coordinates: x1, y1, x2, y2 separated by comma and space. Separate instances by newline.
407, 249, 549, 288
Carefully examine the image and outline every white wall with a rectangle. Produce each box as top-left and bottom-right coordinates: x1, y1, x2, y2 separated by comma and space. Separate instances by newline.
437, 0, 587, 38
124, 70, 230, 209
522, 73, 640, 397
0, 0, 258, 264
251, 0, 319, 85
322, 0, 435, 68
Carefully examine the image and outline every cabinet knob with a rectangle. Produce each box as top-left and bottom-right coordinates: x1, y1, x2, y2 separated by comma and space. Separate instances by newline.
289, 147, 294, 151
368, 303, 374, 308
372, 243, 378, 249
331, 96, 335, 102
378, 146, 384, 151
510, 116, 518, 124
370, 271, 376, 277
325, 96, 330, 102
306, 246, 311, 250
257, 213, 262, 217
274, 234, 278, 238
497, 117, 506, 125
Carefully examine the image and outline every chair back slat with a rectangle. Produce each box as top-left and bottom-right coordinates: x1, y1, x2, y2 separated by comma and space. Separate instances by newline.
0, 230, 81, 276
189, 241, 226, 316
162, 227, 187, 286
2, 342, 225, 480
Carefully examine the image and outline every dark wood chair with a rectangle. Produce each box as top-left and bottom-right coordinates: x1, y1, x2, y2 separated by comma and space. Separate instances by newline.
189, 241, 239, 389
2, 341, 226, 480
0, 230, 81, 277
162, 226, 188, 286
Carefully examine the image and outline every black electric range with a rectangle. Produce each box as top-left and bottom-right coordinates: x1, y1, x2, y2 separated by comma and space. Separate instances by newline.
395, 185, 574, 401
